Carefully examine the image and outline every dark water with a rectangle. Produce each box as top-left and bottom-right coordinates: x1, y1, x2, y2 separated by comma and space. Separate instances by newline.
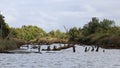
0, 44, 120, 68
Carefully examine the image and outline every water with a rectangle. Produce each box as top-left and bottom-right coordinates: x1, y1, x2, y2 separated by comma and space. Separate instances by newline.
0, 44, 120, 68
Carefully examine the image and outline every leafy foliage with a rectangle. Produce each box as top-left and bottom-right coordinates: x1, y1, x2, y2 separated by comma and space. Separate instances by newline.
0, 14, 10, 39
67, 17, 120, 46
48, 29, 67, 39
68, 27, 82, 42
1, 12, 120, 49
12, 25, 46, 41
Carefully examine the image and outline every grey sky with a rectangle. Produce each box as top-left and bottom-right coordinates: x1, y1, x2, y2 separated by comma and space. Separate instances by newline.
0, 0, 120, 32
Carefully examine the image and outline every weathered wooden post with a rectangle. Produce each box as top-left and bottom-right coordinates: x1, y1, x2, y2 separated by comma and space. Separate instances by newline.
38, 45, 41, 53
73, 45, 76, 52
85, 47, 87, 52
96, 46, 99, 52
53, 45, 57, 50
47, 46, 51, 51
87, 47, 90, 51
103, 49, 105, 52
91, 46, 94, 52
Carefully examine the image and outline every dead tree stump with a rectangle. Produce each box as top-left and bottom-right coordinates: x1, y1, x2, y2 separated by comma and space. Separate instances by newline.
73, 45, 76, 52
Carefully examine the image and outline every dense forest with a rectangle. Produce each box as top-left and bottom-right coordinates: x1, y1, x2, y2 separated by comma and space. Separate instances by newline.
0, 13, 120, 52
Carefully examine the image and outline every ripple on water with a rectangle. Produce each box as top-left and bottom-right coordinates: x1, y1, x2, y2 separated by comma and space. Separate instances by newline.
0, 45, 120, 68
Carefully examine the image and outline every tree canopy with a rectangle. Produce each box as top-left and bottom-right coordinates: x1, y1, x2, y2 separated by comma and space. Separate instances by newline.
0, 13, 10, 39
12, 25, 46, 41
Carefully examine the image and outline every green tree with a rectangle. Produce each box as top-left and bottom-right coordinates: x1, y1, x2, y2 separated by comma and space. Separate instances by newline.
83, 17, 100, 36
48, 29, 67, 39
12, 25, 46, 41
100, 19, 115, 32
0, 13, 10, 39
68, 27, 82, 42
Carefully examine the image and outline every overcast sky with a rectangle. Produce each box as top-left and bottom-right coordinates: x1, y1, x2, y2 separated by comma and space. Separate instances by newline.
0, 0, 120, 32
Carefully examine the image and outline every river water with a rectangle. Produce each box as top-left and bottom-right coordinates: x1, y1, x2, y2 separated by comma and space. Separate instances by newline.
0, 44, 120, 68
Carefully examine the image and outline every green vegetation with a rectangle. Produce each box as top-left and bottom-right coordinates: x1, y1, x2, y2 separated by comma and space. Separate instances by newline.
68, 17, 120, 48
11, 26, 68, 44
0, 14, 19, 52
11, 25, 46, 41
1, 13, 120, 52
0, 40, 18, 52
0, 13, 10, 39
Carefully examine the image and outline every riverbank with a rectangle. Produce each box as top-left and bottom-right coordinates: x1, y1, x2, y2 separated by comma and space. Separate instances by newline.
1, 35, 120, 53
0, 40, 17, 52
0, 38, 25, 52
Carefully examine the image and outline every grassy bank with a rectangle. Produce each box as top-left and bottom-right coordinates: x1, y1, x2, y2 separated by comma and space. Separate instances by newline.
0, 40, 18, 52
0, 39, 25, 52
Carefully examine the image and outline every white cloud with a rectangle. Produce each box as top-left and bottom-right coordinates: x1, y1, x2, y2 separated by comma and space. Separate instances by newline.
0, 0, 120, 31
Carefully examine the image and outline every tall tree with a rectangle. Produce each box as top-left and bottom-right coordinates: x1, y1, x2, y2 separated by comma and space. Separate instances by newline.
83, 17, 100, 36
0, 13, 10, 39
68, 27, 81, 42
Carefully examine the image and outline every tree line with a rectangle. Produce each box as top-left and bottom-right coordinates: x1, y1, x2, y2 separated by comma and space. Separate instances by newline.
1, 13, 120, 48
68, 17, 120, 48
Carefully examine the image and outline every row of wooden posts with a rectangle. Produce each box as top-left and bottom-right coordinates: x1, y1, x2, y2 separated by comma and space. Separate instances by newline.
39, 44, 76, 53
84, 46, 105, 52
24, 44, 105, 53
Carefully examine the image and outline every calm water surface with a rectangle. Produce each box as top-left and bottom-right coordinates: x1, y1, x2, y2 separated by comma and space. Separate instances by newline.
0, 44, 120, 68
